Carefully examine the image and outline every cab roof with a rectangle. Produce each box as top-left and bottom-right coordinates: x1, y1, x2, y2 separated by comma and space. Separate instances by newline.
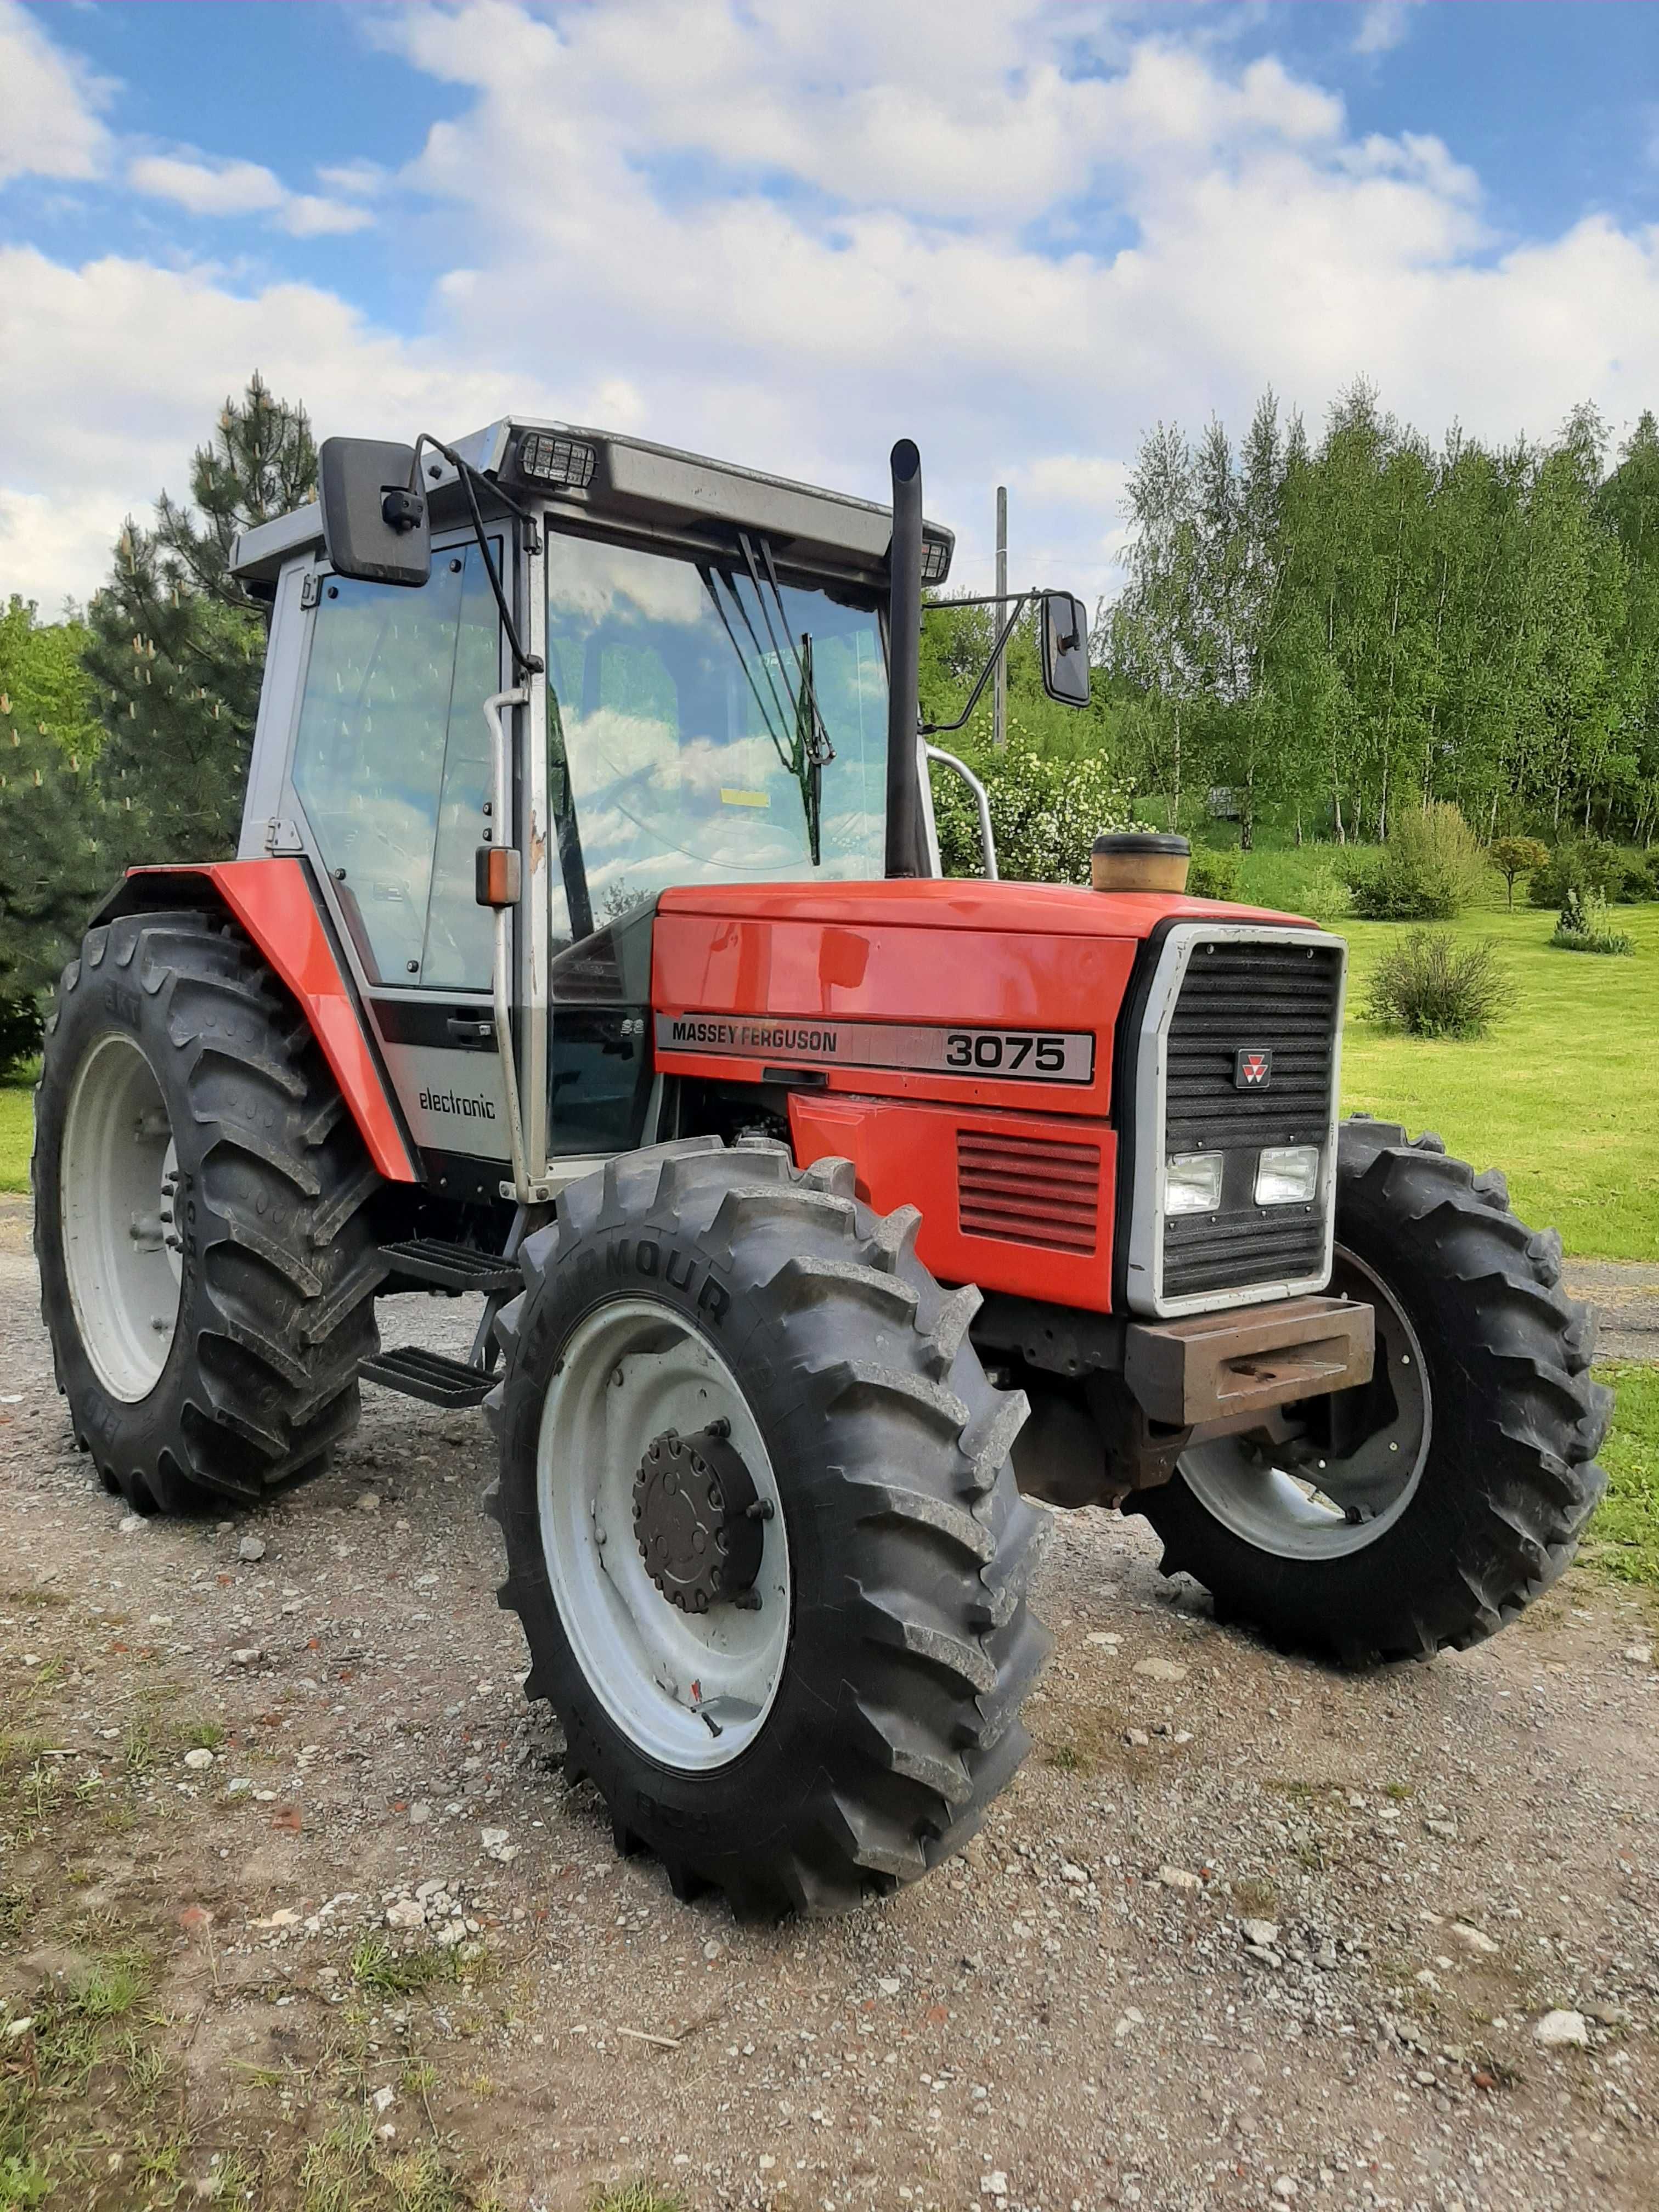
229, 416, 954, 596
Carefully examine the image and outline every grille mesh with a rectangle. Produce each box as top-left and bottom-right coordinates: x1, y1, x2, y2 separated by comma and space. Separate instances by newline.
958, 1129, 1101, 1255
1160, 936, 1342, 1300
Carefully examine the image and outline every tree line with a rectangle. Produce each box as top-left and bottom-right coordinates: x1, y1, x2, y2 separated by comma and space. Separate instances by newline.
0, 376, 313, 1051
1099, 380, 1659, 850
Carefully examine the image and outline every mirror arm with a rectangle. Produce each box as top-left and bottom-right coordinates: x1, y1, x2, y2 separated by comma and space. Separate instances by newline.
413, 435, 544, 680
919, 592, 1032, 739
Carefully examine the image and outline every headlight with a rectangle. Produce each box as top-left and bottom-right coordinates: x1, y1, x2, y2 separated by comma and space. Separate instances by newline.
1255, 1143, 1321, 1206
1165, 1152, 1223, 1216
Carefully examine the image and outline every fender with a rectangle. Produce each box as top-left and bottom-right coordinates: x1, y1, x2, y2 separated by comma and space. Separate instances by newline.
90, 859, 419, 1183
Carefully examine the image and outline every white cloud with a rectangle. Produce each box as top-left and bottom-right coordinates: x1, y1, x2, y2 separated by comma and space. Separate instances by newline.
7, 0, 1659, 623
1352, 3, 1419, 58
127, 154, 285, 217
127, 151, 373, 236
0, 0, 115, 183
316, 159, 390, 198
279, 193, 375, 238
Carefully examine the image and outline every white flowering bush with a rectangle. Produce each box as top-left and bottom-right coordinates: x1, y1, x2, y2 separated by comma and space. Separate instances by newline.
930, 734, 1137, 884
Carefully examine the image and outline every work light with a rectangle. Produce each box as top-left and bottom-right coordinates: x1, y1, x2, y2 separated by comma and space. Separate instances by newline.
518, 432, 598, 490
1165, 1152, 1223, 1216
921, 529, 953, 584
1255, 1144, 1321, 1206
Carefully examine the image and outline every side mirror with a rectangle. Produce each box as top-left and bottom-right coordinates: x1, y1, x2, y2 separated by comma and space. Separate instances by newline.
1040, 590, 1091, 708
317, 437, 430, 587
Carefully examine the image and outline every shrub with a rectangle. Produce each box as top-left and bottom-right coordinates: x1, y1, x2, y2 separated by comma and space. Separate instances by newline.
1186, 847, 1242, 901
1617, 861, 1655, 904
1296, 862, 1353, 924
1551, 885, 1634, 956
1348, 803, 1489, 920
930, 736, 1136, 883
1527, 836, 1625, 909
1363, 929, 1513, 1039
1488, 834, 1550, 910
0, 994, 42, 1079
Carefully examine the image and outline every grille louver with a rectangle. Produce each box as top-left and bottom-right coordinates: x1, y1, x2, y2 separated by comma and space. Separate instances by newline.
958, 1129, 1101, 1255
1160, 936, 1343, 1303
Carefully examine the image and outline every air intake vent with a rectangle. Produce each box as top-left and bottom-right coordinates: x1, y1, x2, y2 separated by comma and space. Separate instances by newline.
957, 1128, 1101, 1255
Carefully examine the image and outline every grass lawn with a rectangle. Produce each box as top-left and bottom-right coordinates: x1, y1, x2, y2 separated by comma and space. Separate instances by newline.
0, 1076, 31, 1195
1588, 1365, 1659, 1594
1232, 848, 1658, 1262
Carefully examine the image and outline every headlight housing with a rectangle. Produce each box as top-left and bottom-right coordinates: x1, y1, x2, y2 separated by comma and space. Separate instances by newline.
1255, 1143, 1321, 1206
1165, 1151, 1223, 1216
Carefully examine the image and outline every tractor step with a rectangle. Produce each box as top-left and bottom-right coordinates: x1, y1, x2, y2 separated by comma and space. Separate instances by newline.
358, 1345, 495, 1409
377, 1239, 523, 1295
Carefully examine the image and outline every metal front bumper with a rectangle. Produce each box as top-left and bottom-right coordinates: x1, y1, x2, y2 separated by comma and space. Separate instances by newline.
1123, 1295, 1375, 1430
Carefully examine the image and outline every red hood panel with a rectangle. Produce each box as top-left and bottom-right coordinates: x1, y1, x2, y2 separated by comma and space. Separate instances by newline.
656, 877, 1310, 938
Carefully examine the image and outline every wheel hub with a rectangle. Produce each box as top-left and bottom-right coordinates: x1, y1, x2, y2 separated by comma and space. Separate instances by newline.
633, 1420, 766, 1613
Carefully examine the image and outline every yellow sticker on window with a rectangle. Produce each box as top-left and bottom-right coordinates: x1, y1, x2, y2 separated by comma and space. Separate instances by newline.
720, 788, 770, 808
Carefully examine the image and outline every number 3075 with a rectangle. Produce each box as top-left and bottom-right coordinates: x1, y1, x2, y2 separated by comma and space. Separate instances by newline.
943, 1031, 1069, 1074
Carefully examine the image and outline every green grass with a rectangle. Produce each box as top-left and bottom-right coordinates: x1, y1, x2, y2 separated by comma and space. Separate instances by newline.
1223, 844, 1659, 1260
349, 1936, 461, 1997
0, 1081, 30, 1197
1589, 1366, 1659, 1592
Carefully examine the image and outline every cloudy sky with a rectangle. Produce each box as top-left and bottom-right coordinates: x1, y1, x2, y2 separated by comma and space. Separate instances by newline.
4, 0, 1659, 618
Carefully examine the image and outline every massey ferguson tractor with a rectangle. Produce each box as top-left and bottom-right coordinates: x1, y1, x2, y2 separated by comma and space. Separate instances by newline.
33, 421, 1609, 1916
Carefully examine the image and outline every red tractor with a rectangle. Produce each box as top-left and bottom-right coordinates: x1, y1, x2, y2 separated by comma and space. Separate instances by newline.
34, 424, 1609, 1916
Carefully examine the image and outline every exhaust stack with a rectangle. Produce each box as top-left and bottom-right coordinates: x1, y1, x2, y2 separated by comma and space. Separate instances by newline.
885, 438, 924, 878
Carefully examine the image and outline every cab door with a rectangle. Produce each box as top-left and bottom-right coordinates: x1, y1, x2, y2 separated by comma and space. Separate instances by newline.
283, 534, 519, 1196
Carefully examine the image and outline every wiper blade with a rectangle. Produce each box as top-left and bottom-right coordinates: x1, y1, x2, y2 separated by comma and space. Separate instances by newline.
739, 535, 833, 866
700, 542, 835, 866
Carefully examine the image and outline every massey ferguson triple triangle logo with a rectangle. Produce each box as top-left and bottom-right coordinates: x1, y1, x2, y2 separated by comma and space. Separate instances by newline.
1234, 1048, 1273, 1090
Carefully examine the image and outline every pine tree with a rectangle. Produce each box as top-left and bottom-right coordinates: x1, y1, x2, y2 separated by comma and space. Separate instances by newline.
0, 598, 108, 1059
85, 373, 315, 865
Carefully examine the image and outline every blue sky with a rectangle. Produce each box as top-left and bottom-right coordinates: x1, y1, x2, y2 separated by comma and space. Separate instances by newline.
5, 1, 1659, 613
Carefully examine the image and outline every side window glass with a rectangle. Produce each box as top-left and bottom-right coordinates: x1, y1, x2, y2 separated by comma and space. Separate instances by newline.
292, 546, 500, 988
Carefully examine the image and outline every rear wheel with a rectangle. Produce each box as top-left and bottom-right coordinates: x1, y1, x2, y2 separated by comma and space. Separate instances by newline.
487, 1136, 1052, 1916
1135, 1118, 1611, 1663
34, 908, 385, 1513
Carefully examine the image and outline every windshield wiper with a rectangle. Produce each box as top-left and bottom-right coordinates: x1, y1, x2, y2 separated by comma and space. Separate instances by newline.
698, 537, 834, 866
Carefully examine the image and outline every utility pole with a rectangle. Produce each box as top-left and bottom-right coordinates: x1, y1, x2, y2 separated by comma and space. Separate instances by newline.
993, 483, 1007, 751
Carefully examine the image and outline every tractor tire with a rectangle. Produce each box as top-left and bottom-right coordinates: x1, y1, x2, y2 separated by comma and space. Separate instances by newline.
486, 1136, 1051, 1917
33, 907, 383, 1514
1134, 1118, 1611, 1665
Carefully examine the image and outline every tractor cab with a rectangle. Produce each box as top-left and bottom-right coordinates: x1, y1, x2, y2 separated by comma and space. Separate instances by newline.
228, 420, 1082, 1207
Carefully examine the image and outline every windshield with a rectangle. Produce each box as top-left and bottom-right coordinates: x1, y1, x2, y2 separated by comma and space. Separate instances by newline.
544, 529, 887, 932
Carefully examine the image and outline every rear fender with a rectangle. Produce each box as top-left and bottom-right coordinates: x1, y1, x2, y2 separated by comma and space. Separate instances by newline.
91, 860, 419, 1183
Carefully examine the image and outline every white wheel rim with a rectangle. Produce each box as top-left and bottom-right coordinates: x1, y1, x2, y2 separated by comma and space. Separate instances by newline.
1176, 1248, 1431, 1561
536, 1296, 791, 1771
59, 1032, 183, 1403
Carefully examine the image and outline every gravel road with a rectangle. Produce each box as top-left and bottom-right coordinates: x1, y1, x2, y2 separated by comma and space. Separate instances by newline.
0, 1213, 1655, 2211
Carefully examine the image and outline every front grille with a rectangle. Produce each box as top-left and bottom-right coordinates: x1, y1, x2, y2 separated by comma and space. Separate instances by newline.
1160, 935, 1343, 1302
958, 1129, 1101, 1255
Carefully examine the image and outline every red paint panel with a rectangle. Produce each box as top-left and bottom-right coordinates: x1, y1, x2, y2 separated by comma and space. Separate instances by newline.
789, 1092, 1118, 1311
652, 911, 1137, 1119
659, 877, 1307, 938
124, 861, 417, 1183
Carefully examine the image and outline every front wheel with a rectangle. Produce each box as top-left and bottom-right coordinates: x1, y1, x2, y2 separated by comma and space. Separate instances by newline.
486, 1136, 1051, 1917
1135, 1118, 1611, 1664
